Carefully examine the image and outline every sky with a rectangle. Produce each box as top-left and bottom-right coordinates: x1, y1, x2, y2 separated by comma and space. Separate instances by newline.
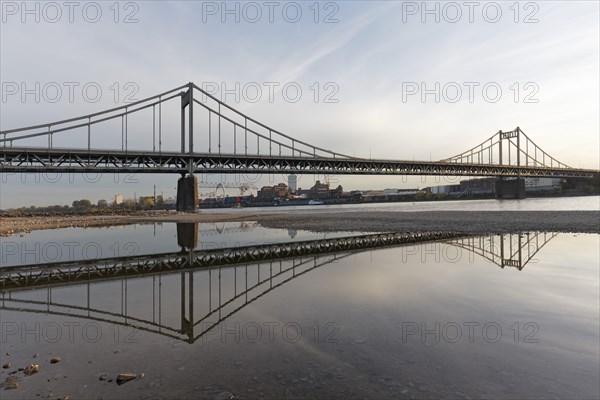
0, 0, 599, 207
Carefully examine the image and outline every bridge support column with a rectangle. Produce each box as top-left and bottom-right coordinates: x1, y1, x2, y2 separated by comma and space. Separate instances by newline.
176, 175, 198, 212
495, 178, 526, 199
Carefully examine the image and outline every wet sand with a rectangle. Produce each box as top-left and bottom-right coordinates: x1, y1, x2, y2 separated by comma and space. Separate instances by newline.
1, 210, 599, 237
254, 210, 600, 234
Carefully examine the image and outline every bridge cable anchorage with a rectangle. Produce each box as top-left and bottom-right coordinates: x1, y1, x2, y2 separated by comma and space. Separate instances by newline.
439, 127, 572, 169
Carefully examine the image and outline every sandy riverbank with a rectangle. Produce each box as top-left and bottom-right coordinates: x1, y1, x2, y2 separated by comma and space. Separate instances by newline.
0, 212, 252, 237
1, 210, 599, 237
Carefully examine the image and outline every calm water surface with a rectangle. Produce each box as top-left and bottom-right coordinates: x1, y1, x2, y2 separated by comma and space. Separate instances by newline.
0, 222, 598, 399
202, 195, 600, 213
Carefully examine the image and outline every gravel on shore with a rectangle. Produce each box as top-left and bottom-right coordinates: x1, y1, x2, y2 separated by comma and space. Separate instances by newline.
1, 210, 599, 237
253, 210, 600, 234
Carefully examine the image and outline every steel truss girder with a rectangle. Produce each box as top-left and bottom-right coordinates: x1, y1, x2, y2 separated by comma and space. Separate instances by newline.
1, 147, 596, 178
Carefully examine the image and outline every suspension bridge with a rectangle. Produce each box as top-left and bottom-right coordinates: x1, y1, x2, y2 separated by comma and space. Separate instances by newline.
1, 227, 558, 343
1, 82, 597, 209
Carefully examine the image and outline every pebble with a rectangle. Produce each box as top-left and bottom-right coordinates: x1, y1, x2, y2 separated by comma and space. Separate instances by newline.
24, 364, 39, 375
212, 392, 235, 400
50, 357, 61, 364
33, 354, 40, 358
99, 373, 109, 381
2, 363, 11, 369
116, 373, 137, 385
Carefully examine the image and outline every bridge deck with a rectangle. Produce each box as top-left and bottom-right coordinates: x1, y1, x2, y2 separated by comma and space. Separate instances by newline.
1, 147, 596, 177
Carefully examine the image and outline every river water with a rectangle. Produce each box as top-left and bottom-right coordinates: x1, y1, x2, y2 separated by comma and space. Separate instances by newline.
203, 195, 600, 213
0, 220, 598, 399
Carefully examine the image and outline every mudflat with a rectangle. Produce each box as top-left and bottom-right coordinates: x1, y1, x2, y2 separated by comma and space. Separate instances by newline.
1, 210, 599, 236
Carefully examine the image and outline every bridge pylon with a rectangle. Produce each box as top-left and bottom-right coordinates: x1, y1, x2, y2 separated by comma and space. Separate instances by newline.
176, 83, 199, 211
496, 127, 526, 199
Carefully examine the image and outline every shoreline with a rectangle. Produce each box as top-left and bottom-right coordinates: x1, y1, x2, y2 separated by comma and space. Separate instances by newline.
1, 210, 599, 237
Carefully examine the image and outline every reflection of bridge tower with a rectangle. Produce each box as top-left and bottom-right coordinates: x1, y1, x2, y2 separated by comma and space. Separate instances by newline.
177, 223, 198, 250
446, 232, 559, 270
176, 222, 259, 250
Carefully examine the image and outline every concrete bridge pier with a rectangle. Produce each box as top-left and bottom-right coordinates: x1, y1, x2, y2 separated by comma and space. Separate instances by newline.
176, 174, 198, 212
495, 178, 526, 199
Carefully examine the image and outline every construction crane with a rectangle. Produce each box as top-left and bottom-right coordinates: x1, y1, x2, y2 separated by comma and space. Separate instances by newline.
197, 182, 257, 197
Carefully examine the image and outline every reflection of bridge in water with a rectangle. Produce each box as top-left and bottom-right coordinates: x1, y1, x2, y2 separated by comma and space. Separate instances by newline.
177, 221, 258, 248
0, 226, 558, 343
198, 221, 257, 236
445, 231, 559, 270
